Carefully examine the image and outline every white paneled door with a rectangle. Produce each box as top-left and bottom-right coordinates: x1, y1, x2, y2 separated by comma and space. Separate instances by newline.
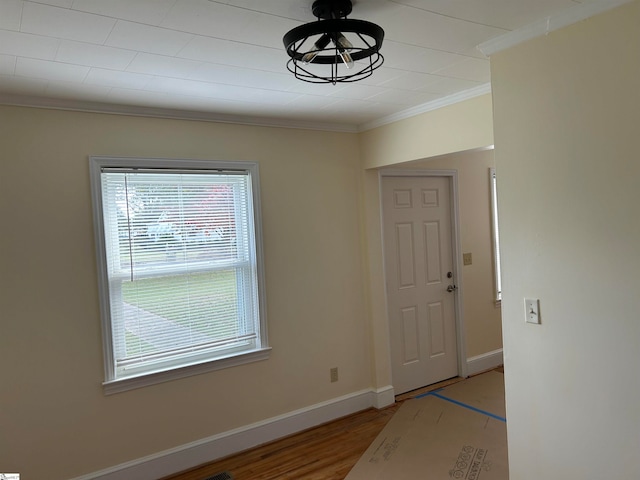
382, 175, 459, 395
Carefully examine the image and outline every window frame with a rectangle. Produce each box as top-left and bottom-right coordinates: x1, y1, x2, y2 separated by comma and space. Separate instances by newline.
89, 156, 270, 394
489, 167, 502, 305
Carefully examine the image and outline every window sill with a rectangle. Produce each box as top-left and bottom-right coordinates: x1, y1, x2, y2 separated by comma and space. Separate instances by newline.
103, 347, 272, 395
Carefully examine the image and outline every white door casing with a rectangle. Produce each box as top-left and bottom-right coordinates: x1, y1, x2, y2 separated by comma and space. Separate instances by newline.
381, 172, 464, 395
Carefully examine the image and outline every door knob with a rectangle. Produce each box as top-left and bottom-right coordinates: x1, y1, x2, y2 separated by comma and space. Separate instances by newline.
446, 284, 457, 293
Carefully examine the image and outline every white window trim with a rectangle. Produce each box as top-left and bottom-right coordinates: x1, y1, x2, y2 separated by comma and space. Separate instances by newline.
89, 156, 270, 395
489, 168, 502, 306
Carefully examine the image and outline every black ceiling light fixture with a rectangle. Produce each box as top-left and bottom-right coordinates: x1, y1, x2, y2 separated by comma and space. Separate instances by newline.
283, 0, 384, 84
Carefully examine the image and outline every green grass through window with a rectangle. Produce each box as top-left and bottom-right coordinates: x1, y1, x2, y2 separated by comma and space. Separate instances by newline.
122, 270, 240, 343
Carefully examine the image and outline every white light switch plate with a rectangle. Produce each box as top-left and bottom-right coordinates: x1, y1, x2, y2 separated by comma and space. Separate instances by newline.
525, 298, 540, 324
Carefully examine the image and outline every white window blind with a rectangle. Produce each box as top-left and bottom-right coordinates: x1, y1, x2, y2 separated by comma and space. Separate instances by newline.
90, 158, 268, 391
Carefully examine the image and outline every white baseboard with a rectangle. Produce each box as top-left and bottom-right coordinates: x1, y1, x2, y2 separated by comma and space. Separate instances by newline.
71, 386, 395, 480
372, 385, 395, 409
466, 348, 503, 376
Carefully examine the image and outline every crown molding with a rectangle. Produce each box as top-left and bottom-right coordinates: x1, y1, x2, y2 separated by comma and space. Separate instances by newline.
478, 0, 635, 57
0, 83, 493, 135
358, 83, 491, 132
0, 94, 359, 133
0, 85, 494, 135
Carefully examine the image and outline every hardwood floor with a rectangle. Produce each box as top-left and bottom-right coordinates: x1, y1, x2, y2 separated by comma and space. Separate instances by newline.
162, 370, 502, 480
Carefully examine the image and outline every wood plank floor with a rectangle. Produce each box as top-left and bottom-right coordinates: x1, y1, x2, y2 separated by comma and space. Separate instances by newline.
162, 368, 503, 480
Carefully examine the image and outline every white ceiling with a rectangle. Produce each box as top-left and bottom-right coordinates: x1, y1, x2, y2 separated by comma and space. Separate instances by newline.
0, 0, 603, 131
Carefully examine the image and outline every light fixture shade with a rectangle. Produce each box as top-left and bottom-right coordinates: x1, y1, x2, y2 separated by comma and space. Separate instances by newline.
283, 2, 384, 84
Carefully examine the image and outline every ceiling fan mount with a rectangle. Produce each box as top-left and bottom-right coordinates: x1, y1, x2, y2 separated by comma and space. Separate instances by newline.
311, 0, 353, 20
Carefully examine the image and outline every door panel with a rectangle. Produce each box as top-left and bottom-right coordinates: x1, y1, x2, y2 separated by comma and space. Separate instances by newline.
424, 221, 442, 284
428, 301, 445, 357
401, 306, 419, 363
382, 175, 458, 395
396, 223, 416, 288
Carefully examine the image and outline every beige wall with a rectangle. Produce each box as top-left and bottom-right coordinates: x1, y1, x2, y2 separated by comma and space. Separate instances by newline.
359, 94, 494, 169
0, 106, 370, 479
491, 1, 640, 478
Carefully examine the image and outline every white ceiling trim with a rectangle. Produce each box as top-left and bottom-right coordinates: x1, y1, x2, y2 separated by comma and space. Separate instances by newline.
358, 83, 491, 132
0, 93, 360, 133
0, 83, 493, 134
478, 0, 635, 56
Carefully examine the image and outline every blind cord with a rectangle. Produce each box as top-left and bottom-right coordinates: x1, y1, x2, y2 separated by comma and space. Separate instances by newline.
124, 175, 135, 282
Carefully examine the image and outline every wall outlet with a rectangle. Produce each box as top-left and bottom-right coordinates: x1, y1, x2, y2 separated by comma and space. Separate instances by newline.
330, 367, 338, 383
463, 252, 473, 265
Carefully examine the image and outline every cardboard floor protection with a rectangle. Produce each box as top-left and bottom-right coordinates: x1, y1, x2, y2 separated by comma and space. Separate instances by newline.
346, 371, 508, 480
